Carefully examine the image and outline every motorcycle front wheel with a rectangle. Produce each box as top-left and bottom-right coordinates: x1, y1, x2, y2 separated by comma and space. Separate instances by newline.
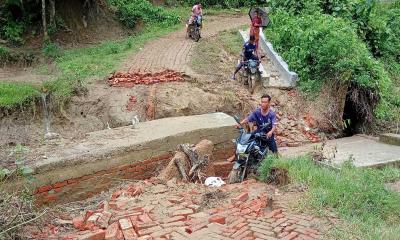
228, 169, 241, 184
248, 75, 256, 94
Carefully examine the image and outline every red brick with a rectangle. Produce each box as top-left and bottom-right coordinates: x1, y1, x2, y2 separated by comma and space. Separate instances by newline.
118, 218, 133, 230
35, 185, 53, 194
138, 213, 153, 223
122, 228, 138, 240
235, 222, 248, 230
168, 197, 184, 204
98, 211, 112, 229
281, 231, 299, 240
232, 192, 249, 203
77, 229, 106, 240
53, 181, 68, 188
208, 215, 226, 225
266, 209, 283, 218
231, 226, 250, 238
105, 222, 122, 240
138, 226, 163, 236
134, 222, 158, 232
73, 216, 85, 230
161, 215, 185, 224
171, 208, 193, 217
274, 214, 284, 219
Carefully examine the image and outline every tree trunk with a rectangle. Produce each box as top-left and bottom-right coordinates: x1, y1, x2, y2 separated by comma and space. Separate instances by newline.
42, 0, 48, 41
49, 0, 55, 26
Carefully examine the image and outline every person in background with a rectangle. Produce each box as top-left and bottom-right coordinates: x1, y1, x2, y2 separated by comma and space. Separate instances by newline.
250, 9, 262, 53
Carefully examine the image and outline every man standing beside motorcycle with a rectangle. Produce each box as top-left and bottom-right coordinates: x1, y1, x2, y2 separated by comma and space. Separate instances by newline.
231, 35, 259, 80
236, 94, 278, 154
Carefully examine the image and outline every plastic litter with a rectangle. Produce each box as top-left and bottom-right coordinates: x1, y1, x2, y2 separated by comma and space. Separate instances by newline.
204, 177, 226, 187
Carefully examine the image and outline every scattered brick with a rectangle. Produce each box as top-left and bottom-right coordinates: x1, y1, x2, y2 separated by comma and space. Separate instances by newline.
208, 215, 226, 225
77, 229, 106, 240
231, 192, 249, 203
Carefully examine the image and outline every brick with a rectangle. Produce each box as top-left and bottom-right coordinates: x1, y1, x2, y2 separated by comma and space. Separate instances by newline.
281, 231, 299, 240
35, 185, 53, 194
265, 209, 283, 219
250, 226, 275, 236
98, 211, 112, 229
231, 192, 249, 203
168, 197, 185, 204
191, 222, 208, 232
233, 230, 252, 240
283, 225, 296, 233
137, 236, 153, 240
278, 232, 289, 238
208, 215, 226, 225
77, 229, 106, 240
162, 220, 186, 228
138, 213, 153, 223
228, 217, 246, 228
231, 226, 250, 238
159, 200, 173, 208
253, 232, 278, 240
273, 226, 283, 234
53, 181, 68, 189
298, 234, 314, 240
271, 218, 287, 228
171, 208, 193, 217
235, 222, 248, 230
138, 226, 163, 236
73, 216, 85, 230
274, 214, 284, 219
87, 213, 101, 224
161, 215, 185, 224
122, 228, 138, 240
249, 223, 273, 232
135, 222, 158, 231
118, 218, 133, 230
105, 222, 122, 240
170, 231, 188, 240
143, 205, 155, 213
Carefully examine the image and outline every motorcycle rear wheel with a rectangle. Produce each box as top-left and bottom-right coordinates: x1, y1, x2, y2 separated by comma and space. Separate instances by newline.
228, 169, 241, 184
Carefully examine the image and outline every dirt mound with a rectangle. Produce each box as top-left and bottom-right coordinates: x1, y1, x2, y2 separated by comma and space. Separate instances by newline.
107, 70, 185, 88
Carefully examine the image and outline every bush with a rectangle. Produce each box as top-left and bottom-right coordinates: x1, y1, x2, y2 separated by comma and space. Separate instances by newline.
42, 41, 62, 59
2, 20, 24, 45
107, 0, 180, 28
265, 10, 399, 121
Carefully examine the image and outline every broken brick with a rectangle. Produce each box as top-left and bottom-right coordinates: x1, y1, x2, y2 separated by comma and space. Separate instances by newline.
208, 215, 226, 225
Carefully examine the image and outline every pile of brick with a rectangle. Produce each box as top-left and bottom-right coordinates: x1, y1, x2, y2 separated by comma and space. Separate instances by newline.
108, 70, 184, 88
38, 180, 325, 240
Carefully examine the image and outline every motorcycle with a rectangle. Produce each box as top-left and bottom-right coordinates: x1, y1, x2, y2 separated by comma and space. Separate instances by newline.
228, 116, 271, 184
239, 56, 264, 94
187, 15, 202, 42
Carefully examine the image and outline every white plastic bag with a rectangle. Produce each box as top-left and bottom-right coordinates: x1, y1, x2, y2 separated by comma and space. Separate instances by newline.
204, 177, 226, 187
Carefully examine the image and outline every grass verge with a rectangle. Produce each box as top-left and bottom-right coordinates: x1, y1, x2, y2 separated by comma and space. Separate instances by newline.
0, 82, 40, 109
259, 155, 400, 239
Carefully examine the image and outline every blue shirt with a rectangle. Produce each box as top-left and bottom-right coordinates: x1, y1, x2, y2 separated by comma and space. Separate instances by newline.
247, 107, 278, 134
243, 42, 257, 59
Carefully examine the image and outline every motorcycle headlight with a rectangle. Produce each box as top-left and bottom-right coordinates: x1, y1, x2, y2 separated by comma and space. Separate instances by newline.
250, 68, 256, 74
236, 144, 248, 153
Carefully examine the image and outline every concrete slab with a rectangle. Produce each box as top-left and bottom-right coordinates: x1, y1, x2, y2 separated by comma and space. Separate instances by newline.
280, 135, 400, 168
31, 112, 237, 187
379, 133, 400, 146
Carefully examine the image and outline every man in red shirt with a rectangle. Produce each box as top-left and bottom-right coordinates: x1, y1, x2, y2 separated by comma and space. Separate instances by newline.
250, 10, 262, 52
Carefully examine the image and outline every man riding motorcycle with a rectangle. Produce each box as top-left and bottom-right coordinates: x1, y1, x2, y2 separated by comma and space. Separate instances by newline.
236, 94, 278, 154
231, 35, 259, 81
186, 3, 203, 37
227, 94, 278, 163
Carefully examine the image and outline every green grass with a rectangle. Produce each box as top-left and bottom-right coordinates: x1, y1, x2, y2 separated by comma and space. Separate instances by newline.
0, 81, 40, 109
259, 155, 400, 239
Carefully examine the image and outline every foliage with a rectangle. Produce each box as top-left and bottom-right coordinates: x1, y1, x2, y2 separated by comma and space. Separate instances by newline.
1, 20, 24, 45
107, 0, 181, 28
259, 155, 400, 239
0, 144, 41, 240
0, 81, 40, 109
42, 41, 61, 59
265, 10, 399, 121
